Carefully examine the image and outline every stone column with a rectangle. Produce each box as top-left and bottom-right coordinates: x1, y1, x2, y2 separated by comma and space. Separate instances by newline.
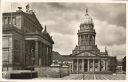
103, 60, 106, 71
82, 59, 84, 72
47, 46, 49, 66
98, 59, 100, 71
44, 44, 47, 66
42, 43, 45, 66
50, 46, 53, 64
105, 60, 108, 71
88, 59, 90, 72
41, 43, 43, 66
72, 60, 74, 73
49, 47, 52, 65
104, 60, 106, 71
93, 59, 95, 72
77, 59, 79, 73
38, 43, 41, 66
46, 45, 48, 66
35, 40, 39, 66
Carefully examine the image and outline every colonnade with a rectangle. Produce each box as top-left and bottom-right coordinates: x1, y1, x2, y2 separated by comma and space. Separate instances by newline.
25, 40, 53, 67
34, 40, 53, 66
72, 58, 108, 73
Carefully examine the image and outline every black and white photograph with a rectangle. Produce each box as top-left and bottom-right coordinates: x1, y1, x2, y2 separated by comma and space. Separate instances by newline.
1, 0, 127, 80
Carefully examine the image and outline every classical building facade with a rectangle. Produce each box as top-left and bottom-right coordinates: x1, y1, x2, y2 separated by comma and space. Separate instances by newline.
71, 9, 117, 73
2, 6, 54, 71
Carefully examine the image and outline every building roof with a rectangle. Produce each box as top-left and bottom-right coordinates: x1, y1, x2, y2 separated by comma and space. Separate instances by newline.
3, 6, 54, 44
42, 26, 54, 44
3, 9, 43, 31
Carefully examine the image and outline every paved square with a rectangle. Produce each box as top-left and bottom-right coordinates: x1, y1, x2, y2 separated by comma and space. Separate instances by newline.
34, 74, 126, 80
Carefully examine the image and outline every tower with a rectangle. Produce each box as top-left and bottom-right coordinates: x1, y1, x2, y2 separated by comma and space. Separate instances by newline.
71, 9, 116, 74
77, 9, 96, 50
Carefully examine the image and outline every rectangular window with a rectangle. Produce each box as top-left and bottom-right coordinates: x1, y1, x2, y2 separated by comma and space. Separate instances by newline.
2, 37, 9, 48
2, 50, 9, 63
4, 17, 8, 24
12, 17, 16, 25
8, 17, 11, 24
16, 15, 21, 29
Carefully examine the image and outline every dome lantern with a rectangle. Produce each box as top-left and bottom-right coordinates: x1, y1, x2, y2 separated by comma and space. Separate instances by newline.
80, 8, 94, 26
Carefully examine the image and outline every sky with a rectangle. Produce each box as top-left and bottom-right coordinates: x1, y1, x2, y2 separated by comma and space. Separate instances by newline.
2, 2, 126, 59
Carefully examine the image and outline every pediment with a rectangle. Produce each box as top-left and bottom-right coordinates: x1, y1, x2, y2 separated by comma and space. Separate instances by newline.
75, 51, 96, 57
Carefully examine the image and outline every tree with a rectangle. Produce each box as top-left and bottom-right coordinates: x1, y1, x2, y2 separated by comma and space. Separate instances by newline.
122, 56, 126, 72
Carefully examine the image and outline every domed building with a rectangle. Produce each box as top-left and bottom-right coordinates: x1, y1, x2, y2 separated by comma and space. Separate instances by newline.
70, 9, 117, 73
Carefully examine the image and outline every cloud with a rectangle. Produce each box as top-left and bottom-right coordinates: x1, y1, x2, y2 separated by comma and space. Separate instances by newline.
51, 32, 77, 55
49, 18, 126, 58
95, 20, 126, 46
2, 2, 126, 29
94, 19, 126, 59
108, 44, 126, 59
97, 43, 126, 59
86, 3, 126, 27
1, 2, 28, 12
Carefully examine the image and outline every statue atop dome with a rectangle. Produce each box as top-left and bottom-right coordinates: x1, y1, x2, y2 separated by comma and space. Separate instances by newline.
85, 8, 88, 15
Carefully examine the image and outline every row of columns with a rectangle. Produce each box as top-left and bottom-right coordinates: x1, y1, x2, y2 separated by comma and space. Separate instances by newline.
34, 40, 52, 67
25, 40, 52, 67
72, 59, 108, 73
78, 34, 95, 46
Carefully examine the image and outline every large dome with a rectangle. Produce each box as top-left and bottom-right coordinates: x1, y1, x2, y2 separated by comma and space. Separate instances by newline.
80, 9, 93, 25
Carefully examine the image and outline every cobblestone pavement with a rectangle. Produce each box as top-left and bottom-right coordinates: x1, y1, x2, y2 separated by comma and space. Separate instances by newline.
34, 74, 126, 80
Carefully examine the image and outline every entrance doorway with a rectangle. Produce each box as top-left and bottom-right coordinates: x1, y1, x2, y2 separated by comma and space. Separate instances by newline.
84, 59, 88, 72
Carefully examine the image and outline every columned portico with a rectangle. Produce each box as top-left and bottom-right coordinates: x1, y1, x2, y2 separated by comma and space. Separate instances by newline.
72, 58, 109, 73
24, 37, 53, 68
